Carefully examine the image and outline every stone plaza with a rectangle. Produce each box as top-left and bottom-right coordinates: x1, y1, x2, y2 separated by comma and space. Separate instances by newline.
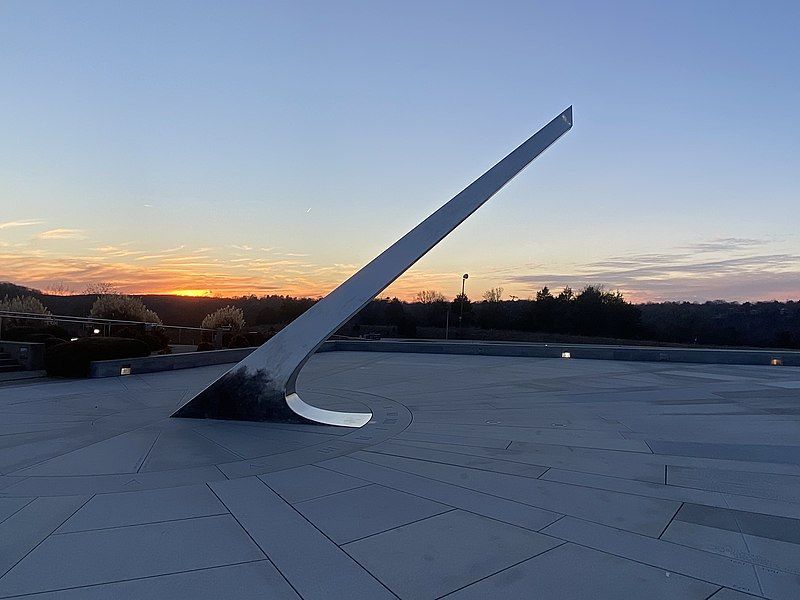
1, 350, 799, 598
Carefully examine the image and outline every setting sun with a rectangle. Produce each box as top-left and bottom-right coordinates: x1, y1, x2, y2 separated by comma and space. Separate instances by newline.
170, 289, 213, 297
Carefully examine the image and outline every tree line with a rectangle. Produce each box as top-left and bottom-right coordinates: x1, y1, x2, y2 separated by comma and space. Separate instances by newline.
1, 281, 798, 349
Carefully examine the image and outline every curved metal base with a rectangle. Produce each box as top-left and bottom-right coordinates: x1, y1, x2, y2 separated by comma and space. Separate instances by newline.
172, 364, 371, 427
286, 392, 371, 427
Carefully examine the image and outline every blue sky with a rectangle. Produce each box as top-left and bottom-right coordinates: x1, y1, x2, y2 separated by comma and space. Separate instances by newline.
1, 0, 798, 301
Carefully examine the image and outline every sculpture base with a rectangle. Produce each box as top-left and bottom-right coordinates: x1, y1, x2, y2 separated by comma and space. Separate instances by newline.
172, 366, 304, 422
172, 365, 372, 427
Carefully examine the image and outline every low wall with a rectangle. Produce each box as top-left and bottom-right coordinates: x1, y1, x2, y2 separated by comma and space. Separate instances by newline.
89, 347, 259, 377
0, 341, 45, 371
89, 339, 799, 378
327, 340, 800, 366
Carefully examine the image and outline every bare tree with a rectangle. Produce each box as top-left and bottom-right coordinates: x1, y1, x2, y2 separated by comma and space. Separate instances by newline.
482, 287, 504, 303
44, 281, 74, 296
84, 282, 118, 295
415, 290, 446, 304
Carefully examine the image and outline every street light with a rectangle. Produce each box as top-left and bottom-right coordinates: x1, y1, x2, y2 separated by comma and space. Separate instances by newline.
459, 273, 469, 327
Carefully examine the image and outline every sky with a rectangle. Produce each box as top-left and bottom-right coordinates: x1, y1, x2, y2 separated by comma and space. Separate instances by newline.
1, 0, 798, 303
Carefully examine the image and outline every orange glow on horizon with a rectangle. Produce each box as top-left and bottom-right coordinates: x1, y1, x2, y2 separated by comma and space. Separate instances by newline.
169, 289, 214, 297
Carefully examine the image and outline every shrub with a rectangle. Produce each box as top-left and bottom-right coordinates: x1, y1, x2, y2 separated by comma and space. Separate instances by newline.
3, 324, 69, 342
202, 306, 245, 330
196, 341, 214, 352
227, 334, 252, 348
42, 337, 67, 350
0, 295, 53, 326
115, 325, 170, 351
89, 294, 162, 324
45, 337, 150, 377
20, 333, 67, 350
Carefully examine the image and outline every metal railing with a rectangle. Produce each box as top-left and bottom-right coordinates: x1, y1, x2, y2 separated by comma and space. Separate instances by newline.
0, 310, 212, 346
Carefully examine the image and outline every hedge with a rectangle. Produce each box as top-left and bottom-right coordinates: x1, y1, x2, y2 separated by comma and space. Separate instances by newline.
45, 337, 150, 377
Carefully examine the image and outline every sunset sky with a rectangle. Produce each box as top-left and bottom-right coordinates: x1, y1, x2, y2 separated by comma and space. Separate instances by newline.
2, 1, 798, 302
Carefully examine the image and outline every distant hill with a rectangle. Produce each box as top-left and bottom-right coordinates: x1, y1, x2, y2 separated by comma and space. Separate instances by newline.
0, 281, 44, 298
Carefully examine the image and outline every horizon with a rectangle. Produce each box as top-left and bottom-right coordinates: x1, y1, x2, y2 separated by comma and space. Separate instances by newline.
2, 279, 797, 306
2, 1, 799, 303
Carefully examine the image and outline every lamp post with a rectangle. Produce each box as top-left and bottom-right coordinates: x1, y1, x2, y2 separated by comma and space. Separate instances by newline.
459, 273, 469, 328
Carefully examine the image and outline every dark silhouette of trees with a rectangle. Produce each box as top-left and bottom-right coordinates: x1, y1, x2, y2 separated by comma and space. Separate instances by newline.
3, 279, 797, 349
452, 293, 472, 327
478, 287, 507, 329
640, 300, 799, 348
415, 290, 449, 327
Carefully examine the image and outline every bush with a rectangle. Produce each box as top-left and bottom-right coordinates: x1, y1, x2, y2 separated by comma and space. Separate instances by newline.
115, 326, 170, 351
20, 334, 67, 350
0, 295, 53, 326
3, 324, 70, 342
45, 337, 150, 377
202, 306, 245, 330
227, 334, 252, 348
196, 341, 214, 352
90, 295, 162, 324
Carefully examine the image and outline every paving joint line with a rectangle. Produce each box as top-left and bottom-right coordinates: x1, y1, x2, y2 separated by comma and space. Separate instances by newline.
316, 459, 562, 533
657, 502, 683, 539
258, 478, 401, 599
205, 482, 304, 600
52, 512, 231, 536
135, 431, 162, 473
436, 541, 568, 598
0, 559, 269, 599
0, 494, 94, 581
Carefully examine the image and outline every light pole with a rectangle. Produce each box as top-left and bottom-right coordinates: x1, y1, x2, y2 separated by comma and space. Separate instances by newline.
459, 273, 468, 328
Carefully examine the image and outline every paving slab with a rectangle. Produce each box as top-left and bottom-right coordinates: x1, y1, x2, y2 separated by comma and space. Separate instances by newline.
668, 465, 800, 503
139, 430, 241, 471
353, 450, 680, 536
210, 476, 393, 599
11, 561, 300, 600
445, 542, 719, 599
542, 516, 761, 594
344, 509, 562, 599
709, 589, 765, 600
0, 498, 31, 524
321, 456, 561, 531
649, 441, 800, 465
542, 467, 729, 506
0, 515, 264, 597
0, 495, 89, 579
754, 565, 800, 600
57, 483, 227, 533
675, 503, 800, 545
366, 441, 549, 478
293, 483, 451, 544
11, 429, 159, 476
259, 464, 369, 503
0, 465, 227, 497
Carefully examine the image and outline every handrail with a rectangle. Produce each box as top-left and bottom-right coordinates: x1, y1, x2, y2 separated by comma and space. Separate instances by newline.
0, 310, 211, 331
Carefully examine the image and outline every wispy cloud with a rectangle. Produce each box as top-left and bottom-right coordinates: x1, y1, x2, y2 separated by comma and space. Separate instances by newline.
37, 228, 87, 240
2, 234, 797, 302
36, 228, 86, 240
0, 219, 42, 230
505, 250, 800, 302
684, 237, 766, 253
